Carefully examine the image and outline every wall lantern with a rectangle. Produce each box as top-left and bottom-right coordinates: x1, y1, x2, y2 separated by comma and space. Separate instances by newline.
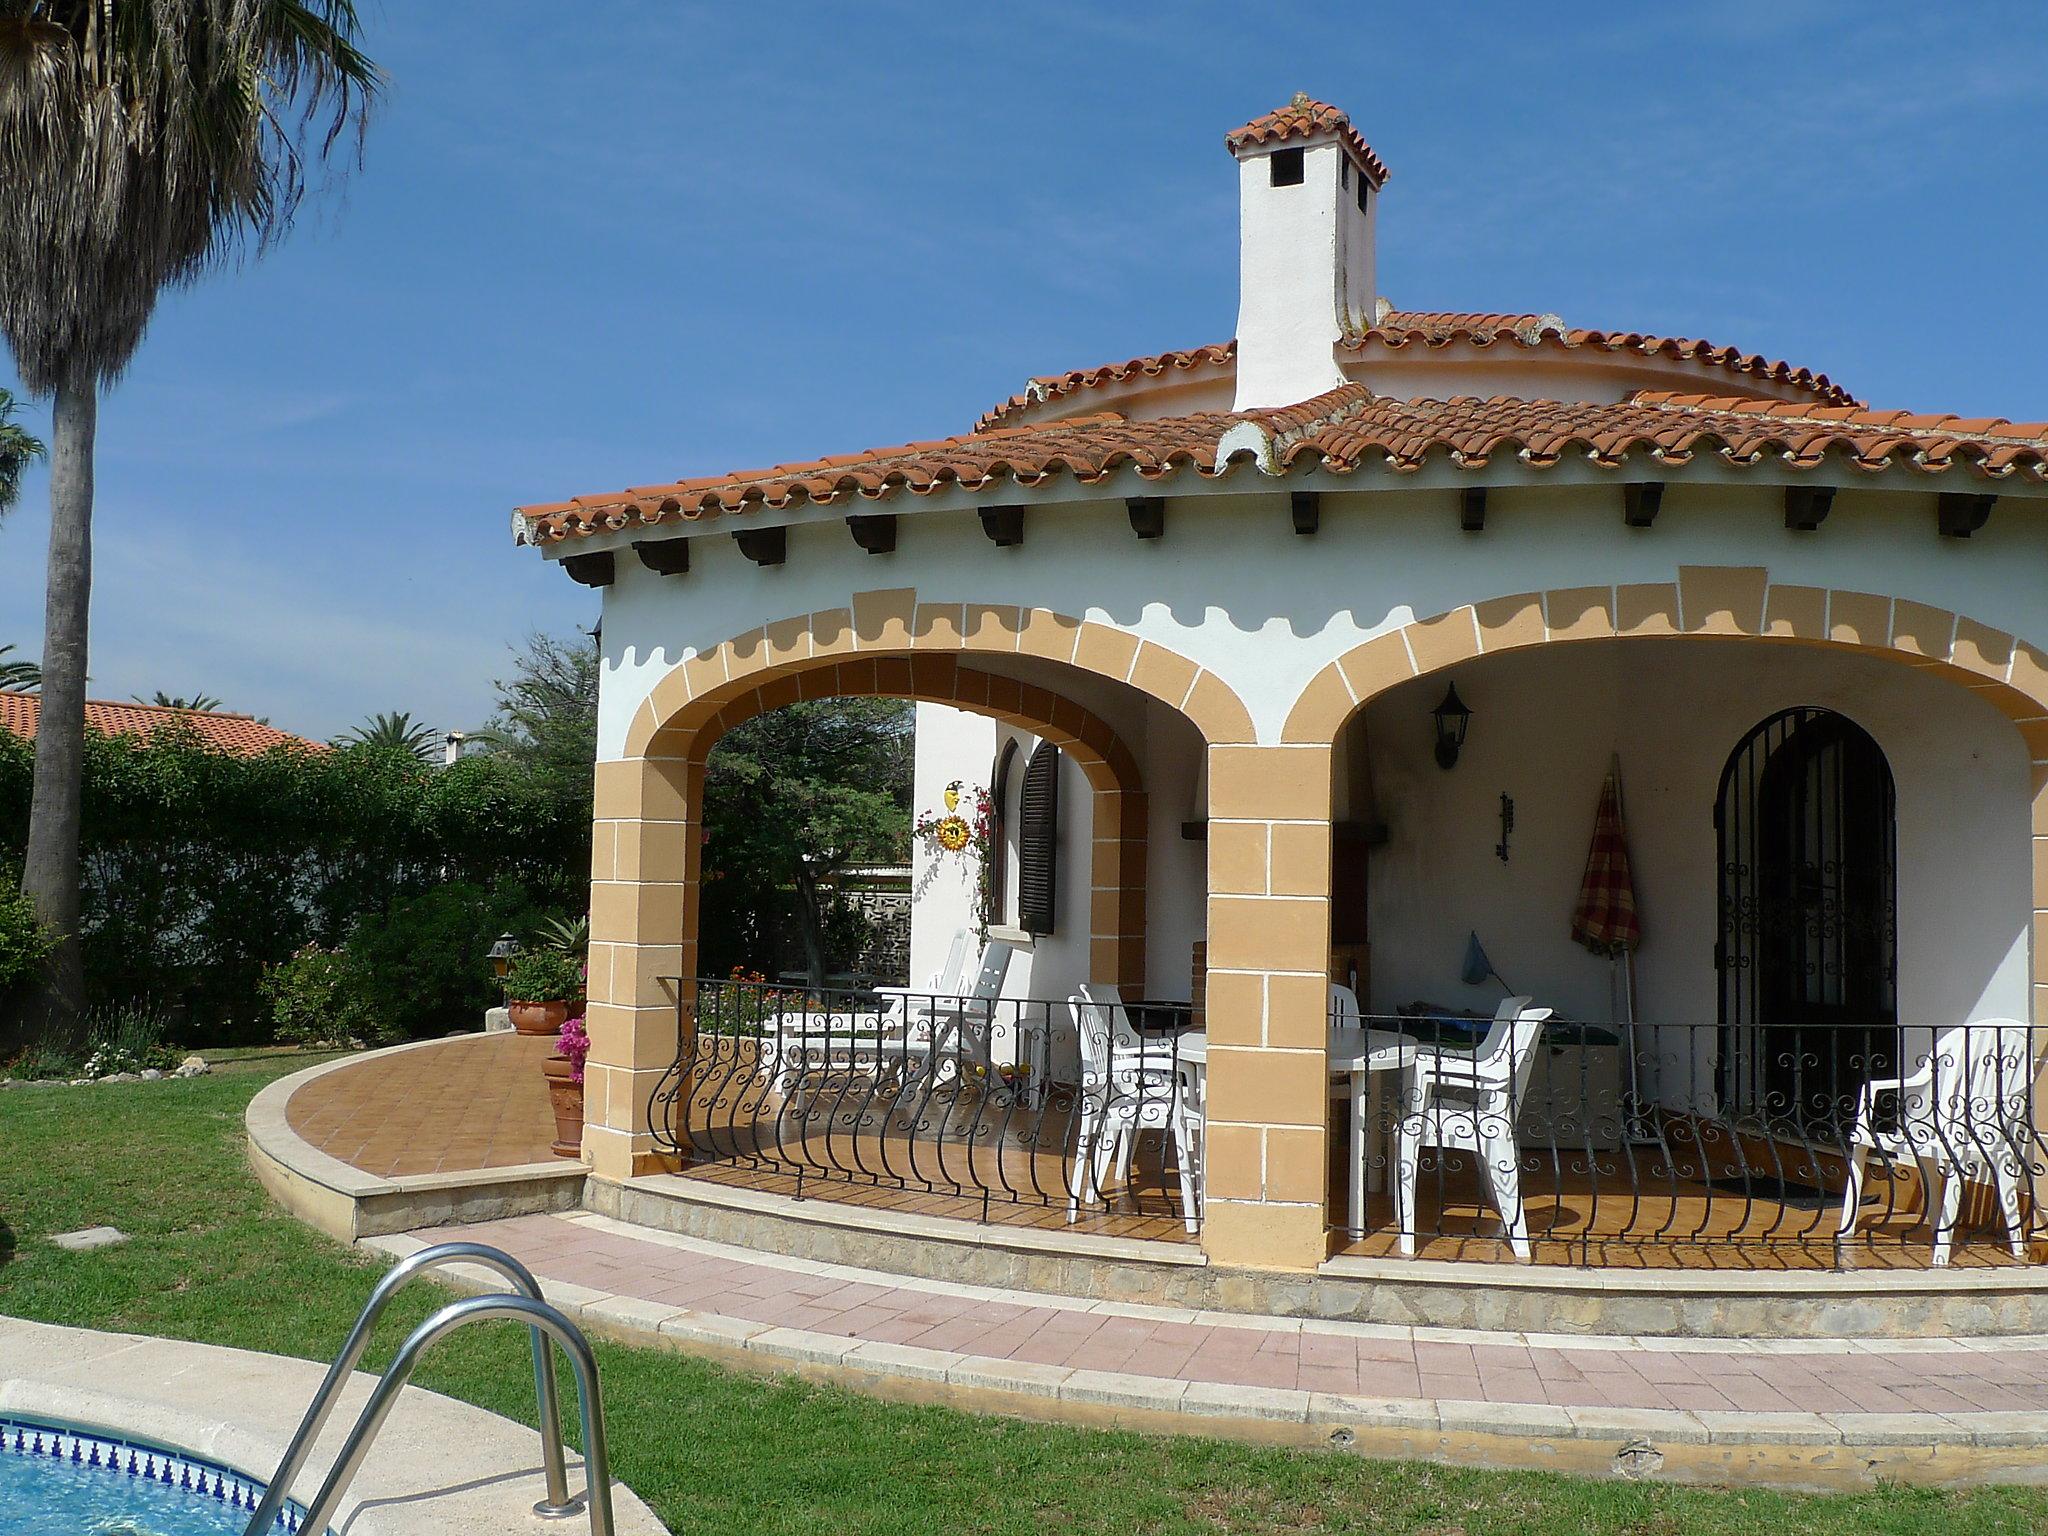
1431, 684, 1471, 770
488, 932, 521, 980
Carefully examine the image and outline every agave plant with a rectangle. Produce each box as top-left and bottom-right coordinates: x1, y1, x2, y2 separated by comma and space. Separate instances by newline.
532, 913, 590, 958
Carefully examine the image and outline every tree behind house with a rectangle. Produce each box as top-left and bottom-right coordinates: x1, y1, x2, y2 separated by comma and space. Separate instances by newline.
341, 710, 437, 762
0, 387, 42, 520
703, 699, 913, 988
0, 1, 380, 1048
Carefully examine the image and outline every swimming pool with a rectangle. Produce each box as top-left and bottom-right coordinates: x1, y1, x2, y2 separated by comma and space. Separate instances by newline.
0, 1415, 321, 1536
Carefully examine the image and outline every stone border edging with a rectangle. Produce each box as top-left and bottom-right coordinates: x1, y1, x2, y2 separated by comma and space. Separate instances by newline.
367, 1227, 2048, 1492
245, 1041, 584, 1243
0, 1316, 666, 1535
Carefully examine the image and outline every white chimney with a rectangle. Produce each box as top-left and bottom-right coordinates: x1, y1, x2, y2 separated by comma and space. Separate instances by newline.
1227, 96, 1385, 412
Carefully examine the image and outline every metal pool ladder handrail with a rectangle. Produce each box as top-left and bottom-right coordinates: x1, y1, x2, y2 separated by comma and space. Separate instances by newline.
295, 1294, 616, 1536
243, 1241, 580, 1535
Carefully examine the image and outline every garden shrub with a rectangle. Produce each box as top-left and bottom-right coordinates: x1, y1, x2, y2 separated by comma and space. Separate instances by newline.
347, 879, 542, 1039
260, 945, 376, 1048
0, 868, 49, 995
81, 1001, 180, 1076
502, 946, 585, 1004
0, 727, 586, 1042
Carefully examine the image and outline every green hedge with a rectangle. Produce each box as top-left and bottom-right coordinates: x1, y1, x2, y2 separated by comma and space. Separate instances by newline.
0, 726, 586, 1042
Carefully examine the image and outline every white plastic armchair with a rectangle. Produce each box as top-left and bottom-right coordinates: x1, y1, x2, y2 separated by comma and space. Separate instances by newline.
1393, 995, 1550, 1260
1836, 1020, 2037, 1266
1066, 983, 1203, 1231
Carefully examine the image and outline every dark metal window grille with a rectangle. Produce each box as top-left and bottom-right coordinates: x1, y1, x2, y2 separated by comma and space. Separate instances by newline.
1716, 707, 1898, 1127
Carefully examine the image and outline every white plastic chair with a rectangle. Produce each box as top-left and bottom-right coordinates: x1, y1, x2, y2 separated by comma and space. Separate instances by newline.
874, 929, 975, 1034
766, 943, 1014, 1114
1065, 983, 1203, 1231
1836, 1020, 2037, 1266
917, 940, 1016, 1086
1393, 996, 1550, 1260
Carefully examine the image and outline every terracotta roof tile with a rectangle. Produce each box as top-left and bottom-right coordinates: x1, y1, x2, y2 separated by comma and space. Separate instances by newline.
1226, 95, 1389, 188
0, 694, 324, 756
1280, 390, 2048, 477
517, 386, 2047, 546
974, 344, 1236, 433
973, 311, 1857, 431
1343, 316, 1857, 407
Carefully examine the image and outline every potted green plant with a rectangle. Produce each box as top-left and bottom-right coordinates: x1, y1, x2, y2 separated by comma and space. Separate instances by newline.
543, 1014, 590, 1157
502, 948, 585, 1037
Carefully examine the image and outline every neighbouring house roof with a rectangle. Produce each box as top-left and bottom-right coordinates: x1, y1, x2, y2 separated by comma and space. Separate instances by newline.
0, 693, 323, 756
1226, 95, 1390, 188
971, 316, 1857, 432
515, 384, 2048, 543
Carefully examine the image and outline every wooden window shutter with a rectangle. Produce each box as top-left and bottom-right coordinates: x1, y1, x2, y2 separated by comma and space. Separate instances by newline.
1017, 741, 1060, 935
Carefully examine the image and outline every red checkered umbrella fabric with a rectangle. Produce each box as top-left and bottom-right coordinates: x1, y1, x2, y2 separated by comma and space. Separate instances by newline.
1571, 769, 1641, 955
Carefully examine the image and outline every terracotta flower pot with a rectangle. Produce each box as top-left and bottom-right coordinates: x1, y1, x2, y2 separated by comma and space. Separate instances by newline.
541, 1054, 584, 1158
507, 998, 581, 1036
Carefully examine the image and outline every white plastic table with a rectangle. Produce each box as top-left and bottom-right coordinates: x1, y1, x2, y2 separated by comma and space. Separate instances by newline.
1171, 1025, 1418, 1234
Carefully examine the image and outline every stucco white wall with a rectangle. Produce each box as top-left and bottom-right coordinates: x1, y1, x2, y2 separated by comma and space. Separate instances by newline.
586, 478, 2048, 1044
1359, 639, 2032, 1035
907, 696, 1207, 1006
907, 703, 995, 988
591, 478, 2048, 761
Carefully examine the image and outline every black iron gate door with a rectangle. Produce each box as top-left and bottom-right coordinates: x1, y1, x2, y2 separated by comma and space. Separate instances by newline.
1715, 707, 1898, 1128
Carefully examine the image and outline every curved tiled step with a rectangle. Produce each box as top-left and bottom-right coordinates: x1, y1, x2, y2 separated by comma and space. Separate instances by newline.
369, 1212, 2048, 1492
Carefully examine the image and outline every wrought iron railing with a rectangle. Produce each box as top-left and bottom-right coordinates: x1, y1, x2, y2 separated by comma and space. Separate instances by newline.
1329, 1006, 2048, 1267
648, 977, 1201, 1232
646, 982, 2048, 1266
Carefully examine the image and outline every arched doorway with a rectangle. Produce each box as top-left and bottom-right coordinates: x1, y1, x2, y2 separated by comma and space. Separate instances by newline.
1715, 707, 1898, 1128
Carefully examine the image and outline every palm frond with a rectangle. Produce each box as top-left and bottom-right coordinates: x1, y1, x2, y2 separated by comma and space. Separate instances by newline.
0, 386, 44, 518
135, 689, 223, 711
0, 2, 383, 393
0, 642, 39, 690
338, 709, 437, 762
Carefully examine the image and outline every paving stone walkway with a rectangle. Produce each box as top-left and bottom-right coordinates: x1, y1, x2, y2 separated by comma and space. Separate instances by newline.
414, 1211, 2048, 1417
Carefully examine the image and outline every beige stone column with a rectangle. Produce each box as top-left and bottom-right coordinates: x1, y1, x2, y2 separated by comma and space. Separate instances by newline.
582, 748, 698, 1181
1199, 742, 1333, 1270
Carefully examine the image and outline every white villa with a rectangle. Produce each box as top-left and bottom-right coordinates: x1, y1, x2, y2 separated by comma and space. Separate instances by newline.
517, 97, 2048, 1321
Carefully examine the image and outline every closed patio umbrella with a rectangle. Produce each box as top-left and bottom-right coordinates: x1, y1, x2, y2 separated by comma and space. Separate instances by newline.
1571, 759, 1641, 959
1572, 758, 1648, 1137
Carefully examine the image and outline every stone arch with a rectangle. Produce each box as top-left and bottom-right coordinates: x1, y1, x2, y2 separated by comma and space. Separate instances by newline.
661, 651, 1151, 995
624, 588, 1255, 759
583, 593, 1254, 1178
1281, 564, 2048, 1026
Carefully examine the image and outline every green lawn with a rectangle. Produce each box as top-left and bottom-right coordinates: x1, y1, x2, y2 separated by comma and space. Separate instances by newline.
1, 1057, 2044, 1536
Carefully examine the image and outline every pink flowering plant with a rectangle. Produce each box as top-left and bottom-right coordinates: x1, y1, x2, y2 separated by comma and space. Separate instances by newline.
556, 1015, 591, 1084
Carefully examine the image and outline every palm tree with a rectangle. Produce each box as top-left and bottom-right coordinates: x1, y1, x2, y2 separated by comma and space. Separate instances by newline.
341, 710, 437, 762
0, 3, 379, 1039
0, 644, 37, 691
135, 691, 224, 712
0, 386, 42, 518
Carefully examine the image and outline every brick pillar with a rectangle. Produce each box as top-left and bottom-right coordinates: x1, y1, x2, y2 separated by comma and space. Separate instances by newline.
583, 748, 699, 1181
1199, 743, 1333, 1270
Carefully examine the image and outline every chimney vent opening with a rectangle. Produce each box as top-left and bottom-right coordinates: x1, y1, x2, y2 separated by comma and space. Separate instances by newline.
1269, 147, 1305, 187
1355, 174, 1370, 215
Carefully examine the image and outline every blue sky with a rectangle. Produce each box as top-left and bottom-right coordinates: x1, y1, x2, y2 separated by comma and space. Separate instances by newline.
1, 2, 2042, 740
